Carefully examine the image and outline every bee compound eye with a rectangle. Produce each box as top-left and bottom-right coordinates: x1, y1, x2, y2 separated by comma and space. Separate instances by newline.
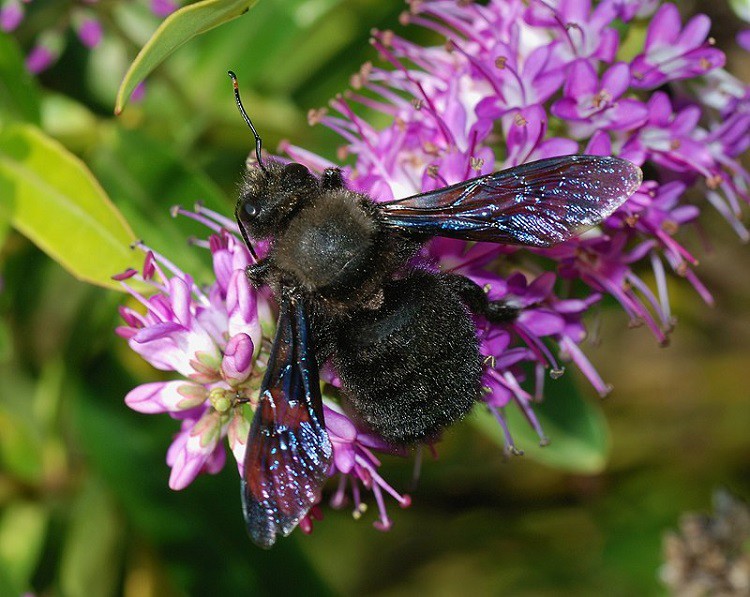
243, 201, 259, 218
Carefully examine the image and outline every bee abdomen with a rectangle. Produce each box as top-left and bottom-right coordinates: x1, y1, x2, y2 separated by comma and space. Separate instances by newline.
333, 270, 481, 444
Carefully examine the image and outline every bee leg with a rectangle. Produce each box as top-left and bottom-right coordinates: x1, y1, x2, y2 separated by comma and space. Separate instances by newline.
439, 273, 519, 323
321, 167, 345, 190
246, 259, 272, 288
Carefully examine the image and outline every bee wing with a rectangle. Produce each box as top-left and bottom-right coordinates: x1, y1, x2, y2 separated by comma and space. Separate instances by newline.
379, 155, 642, 247
241, 294, 332, 549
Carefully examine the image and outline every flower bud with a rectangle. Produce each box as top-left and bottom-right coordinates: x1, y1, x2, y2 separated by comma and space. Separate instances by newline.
221, 333, 254, 386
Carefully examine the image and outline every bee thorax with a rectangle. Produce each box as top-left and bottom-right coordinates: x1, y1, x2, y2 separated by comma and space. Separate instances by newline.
273, 191, 379, 298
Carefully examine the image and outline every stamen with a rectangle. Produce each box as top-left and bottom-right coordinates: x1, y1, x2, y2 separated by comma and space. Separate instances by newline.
172, 205, 225, 234
331, 474, 348, 509
194, 204, 238, 232
559, 336, 613, 397
370, 33, 456, 147
650, 252, 676, 330
370, 483, 393, 531
502, 371, 549, 445
354, 454, 410, 507
487, 404, 524, 456
513, 321, 563, 373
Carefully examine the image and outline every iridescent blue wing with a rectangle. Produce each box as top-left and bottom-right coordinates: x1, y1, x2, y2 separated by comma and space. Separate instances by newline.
241, 295, 332, 549
379, 155, 642, 247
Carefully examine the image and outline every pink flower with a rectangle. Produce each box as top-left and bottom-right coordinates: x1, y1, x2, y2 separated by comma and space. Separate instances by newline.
117, 0, 750, 542
116, 212, 262, 483
630, 3, 725, 88
117, 206, 408, 534
150, 0, 179, 18
77, 17, 103, 49
25, 45, 57, 74
283, 0, 748, 456
0, 0, 24, 32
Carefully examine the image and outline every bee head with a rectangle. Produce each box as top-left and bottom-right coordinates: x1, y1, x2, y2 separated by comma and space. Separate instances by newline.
236, 160, 318, 239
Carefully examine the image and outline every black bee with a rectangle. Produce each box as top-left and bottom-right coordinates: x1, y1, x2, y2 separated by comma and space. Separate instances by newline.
228, 72, 642, 548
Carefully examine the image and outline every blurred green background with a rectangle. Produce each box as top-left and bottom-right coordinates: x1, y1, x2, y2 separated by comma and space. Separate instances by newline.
0, 1, 748, 595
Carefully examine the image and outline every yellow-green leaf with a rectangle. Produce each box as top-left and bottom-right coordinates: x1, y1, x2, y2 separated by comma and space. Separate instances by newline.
0, 124, 138, 290
115, 0, 258, 114
0, 502, 49, 594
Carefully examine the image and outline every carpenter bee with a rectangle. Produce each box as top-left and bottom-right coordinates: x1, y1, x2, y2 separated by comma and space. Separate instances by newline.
228, 72, 642, 548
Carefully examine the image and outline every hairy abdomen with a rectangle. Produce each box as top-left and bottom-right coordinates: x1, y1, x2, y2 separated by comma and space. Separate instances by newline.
332, 270, 481, 444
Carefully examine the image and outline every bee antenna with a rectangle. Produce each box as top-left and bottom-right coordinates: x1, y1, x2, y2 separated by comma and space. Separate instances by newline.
228, 70, 267, 176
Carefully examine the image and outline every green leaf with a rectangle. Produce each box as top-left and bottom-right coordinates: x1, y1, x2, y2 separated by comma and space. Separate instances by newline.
0, 181, 11, 249
0, 501, 49, 595
472, 374, 611, 474
616, 20, 647, 63
115, 0, 258, 115
0, 406, 44, 483
0, 372, 44, 483
0, 318, 11, 363
0, 124, 139, 290
0, 35, 41, 125
59, 479, 123, 597
88, 127, 229, 281
729, 0, 750, 21
72, 367, 334, 596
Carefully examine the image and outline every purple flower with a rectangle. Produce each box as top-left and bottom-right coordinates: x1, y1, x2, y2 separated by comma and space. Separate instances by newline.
552, 60, 649, 137
325, 405, 411, 531
117, 205, 408, 531
77, 17, 103, 49
523, 0, 620, 64
630, 3, 725, 88
623, 92, 712, 172
0, 0, 24, 32
116, 218, 260, 485
7, 0, 178, 77
739, 30, 750, 51
220, 333, 254, 386
283, 0, 748, 454
25, 44, 57, 74
605, 0, 659, 21
119, 0, 750, 541
166, 409, 227, 490
150, 0, 179, 18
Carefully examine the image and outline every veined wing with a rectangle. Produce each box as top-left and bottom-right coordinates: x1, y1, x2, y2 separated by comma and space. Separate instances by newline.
379, 155, 642, 247
241, 294, 332, 549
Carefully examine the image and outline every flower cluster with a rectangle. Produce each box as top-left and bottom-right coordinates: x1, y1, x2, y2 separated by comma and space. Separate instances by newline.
116, 205, 411, 531
118, 0, 750, 539
285, 0, 750, 447
1, 0, 182, 73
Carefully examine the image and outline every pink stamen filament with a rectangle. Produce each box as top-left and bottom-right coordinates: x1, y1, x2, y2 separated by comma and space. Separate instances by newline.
370, 36, 456, 147
487, 404, 522, 455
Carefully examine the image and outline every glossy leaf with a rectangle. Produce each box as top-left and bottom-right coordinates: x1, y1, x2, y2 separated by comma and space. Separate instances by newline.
0, 124, 138, 290
115, 0, 259, 114
472, 374, 611, 473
